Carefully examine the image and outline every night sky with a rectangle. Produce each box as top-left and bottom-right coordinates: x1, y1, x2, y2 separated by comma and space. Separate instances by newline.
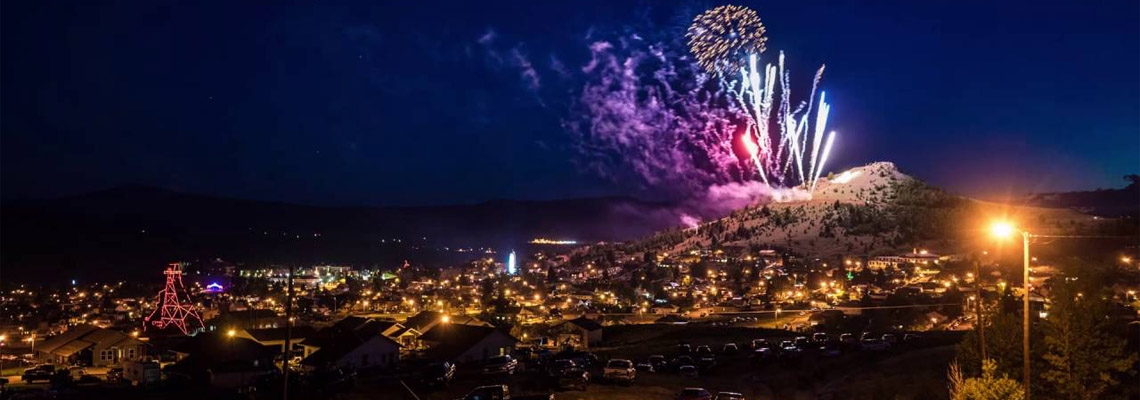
3, 0, 1137, 206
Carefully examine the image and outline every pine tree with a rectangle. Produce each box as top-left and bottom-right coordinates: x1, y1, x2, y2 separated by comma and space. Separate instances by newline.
1040, 278, 1136, 399
948, 359, 1025, 400
953, 312, 1029, 379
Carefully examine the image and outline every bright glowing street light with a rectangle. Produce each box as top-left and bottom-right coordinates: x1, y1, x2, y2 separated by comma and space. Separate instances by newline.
227, 329, 236, 338
441, 315, 451, 324
990, 221, 1015, 238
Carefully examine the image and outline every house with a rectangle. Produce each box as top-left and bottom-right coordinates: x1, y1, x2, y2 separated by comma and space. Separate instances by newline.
374, 321, 422, 350
165, 332, 278, 390
403, 310, 490, 333
868, 250, 946, 270
552, 317, 603, 348
34, 325, 147, 367
236, 326, 318, 352
328, 316, 421, 349
300, 317, 401, 371
418, 323, 517, 364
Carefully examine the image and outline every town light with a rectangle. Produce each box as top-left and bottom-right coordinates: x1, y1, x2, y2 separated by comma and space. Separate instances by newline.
441, 315, 451, 324
227, 329, 236, 338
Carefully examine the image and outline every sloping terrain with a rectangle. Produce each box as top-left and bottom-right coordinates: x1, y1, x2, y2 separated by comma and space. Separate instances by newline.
625, 162, 1108, 257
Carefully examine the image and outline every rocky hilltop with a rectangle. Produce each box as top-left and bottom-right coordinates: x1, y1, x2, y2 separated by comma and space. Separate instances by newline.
621, 162, 1105, 258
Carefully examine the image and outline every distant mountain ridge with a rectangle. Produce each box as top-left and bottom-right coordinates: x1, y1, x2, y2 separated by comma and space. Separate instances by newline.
1, 186, 677, 282
1021, 175, 1139, 217
4, 168, 1133, 283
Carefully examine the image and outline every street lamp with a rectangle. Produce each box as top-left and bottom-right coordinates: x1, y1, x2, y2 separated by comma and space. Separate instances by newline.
990, 221, 1032, 398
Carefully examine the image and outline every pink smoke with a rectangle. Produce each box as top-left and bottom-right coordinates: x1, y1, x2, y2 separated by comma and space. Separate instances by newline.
566, 34, 756, 199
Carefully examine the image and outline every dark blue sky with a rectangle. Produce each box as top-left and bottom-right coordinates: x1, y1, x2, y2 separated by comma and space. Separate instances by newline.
3, 0, 1137, 206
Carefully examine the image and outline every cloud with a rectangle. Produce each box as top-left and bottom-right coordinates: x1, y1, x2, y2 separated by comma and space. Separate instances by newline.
477, 28, 496, 45
475, 28, 545, 103
511, 46, 541, 92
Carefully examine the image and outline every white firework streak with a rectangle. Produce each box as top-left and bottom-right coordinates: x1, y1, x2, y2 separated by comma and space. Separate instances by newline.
808, 91, 830, 185
726, 53, 835, 193
811, 131, 836, 193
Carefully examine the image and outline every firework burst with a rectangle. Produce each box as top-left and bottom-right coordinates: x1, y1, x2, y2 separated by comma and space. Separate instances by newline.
688, 5, 838, 193
686, 5, 768, 74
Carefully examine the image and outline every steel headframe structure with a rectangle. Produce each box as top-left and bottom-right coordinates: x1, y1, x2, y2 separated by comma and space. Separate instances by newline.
144, 263, 204, 335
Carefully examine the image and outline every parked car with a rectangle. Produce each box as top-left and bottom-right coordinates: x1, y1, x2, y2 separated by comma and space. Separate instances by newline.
793, 336, 811, 349
750, 339, 768, 349
553, 351, 598, 368
603, 359, 636, 383
695, 345, 713, 355
648, 355, 668, 370
903, 333, 922, 343
421, 362, 456, 386
672, 355, 695, 369
839, 333, 856, 345
557, 368, 589, 391
881, 334, 899, 345
678, 365, 699, 378
677, 344, 692, 354
458, 385, 554, 400
714, 392, 746, 400
818, 342, 842, 357
778, 341, 801, 358
811, 333, 828, 343
722, 343, 739, 354
677, 387, 712, 400
750, 347, 774, 361
860, 338, 889, 351
21, 365, 54, 383
635, 362, 655, 373
547, 359, 578, 378
482, 355, 519, 375
105, 367, 124, 384
124, 360, 161, 386
697, 356, 717, 371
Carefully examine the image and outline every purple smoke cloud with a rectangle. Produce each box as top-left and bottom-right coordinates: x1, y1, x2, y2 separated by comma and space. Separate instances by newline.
565, 34, 758, 200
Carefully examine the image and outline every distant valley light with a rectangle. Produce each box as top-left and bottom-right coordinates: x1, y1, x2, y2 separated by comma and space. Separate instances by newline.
529, 238, 579, 245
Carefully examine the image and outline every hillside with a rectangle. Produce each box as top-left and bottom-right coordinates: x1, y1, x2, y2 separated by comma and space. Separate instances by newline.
623, 162, 1112, 258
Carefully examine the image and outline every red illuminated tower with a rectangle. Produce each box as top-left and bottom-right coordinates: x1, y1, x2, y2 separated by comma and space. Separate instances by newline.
144, 263, 204, 335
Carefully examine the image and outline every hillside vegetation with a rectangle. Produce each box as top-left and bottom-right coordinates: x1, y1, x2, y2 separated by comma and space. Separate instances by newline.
623, 162, 1112, 257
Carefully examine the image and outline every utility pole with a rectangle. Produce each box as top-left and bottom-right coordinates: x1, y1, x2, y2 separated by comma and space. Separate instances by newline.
1021, 232, 1031, 399
282, 265, 294, 400
975, 258, 985, 363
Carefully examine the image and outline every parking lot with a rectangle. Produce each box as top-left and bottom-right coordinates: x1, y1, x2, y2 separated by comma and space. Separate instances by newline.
344, 326, 962, 400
